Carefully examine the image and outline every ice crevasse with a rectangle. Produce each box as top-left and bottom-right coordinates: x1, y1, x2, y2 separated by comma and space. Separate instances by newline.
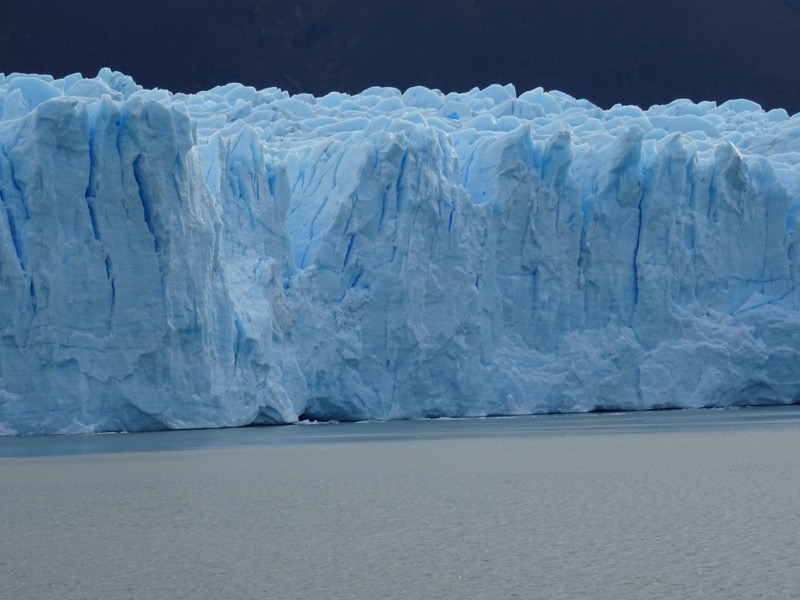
1, 69, 799, 435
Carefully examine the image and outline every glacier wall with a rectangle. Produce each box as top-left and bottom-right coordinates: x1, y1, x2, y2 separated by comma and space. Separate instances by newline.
1, 69, 799, 435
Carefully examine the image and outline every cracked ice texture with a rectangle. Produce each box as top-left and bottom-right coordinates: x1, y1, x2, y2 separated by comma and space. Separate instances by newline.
1, 69, 799, 435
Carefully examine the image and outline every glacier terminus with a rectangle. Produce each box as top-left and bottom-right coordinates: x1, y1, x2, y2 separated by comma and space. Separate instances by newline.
1, 69, 800, 435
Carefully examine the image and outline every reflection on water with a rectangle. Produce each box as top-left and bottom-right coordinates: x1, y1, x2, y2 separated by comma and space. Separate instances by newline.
1, 406, 799, 600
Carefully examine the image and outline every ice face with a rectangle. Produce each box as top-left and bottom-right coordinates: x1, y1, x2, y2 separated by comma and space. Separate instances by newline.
1, 70, 799, 434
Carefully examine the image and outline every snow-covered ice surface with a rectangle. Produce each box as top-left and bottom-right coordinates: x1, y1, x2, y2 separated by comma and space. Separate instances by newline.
1, 69, 799, 435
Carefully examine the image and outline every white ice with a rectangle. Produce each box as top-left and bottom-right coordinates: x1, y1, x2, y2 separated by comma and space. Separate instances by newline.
1, 69, 799, 434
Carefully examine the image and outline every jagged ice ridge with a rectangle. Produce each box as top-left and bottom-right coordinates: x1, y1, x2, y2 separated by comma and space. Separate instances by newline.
1, 69, 800, 435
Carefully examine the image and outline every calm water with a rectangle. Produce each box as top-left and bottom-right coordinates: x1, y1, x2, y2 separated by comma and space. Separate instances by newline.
2, 407, 799, 599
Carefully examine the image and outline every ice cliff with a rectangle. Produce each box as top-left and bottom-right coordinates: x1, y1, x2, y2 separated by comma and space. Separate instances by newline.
1, 69, 799, 435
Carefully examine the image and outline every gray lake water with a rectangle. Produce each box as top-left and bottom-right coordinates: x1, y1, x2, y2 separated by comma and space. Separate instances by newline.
2, 407, 799, 600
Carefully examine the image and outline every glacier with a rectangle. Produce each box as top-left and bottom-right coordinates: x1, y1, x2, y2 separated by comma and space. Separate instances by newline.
1, 69, 800, 435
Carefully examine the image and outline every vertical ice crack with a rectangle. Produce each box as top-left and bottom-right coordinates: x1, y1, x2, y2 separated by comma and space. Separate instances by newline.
233, 317, 244, 369
377, 184, 390, 232
343, 234, 355, 269
29, 279, 36, 315
447, 206, 455, 253
85, 195, 101, 241
85, 126, 101, 241
104, 255, 116, 315
632, 186, 646, 307
3, 203, 26, 272
1, 150, 28, 272
132, 155, 160, 253
396, 150, 410, 215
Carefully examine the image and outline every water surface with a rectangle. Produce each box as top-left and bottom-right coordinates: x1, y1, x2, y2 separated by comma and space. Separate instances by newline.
2, 407, 799, 599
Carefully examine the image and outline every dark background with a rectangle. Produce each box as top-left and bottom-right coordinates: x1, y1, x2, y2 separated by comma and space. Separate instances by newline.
2, 0, 799, 112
